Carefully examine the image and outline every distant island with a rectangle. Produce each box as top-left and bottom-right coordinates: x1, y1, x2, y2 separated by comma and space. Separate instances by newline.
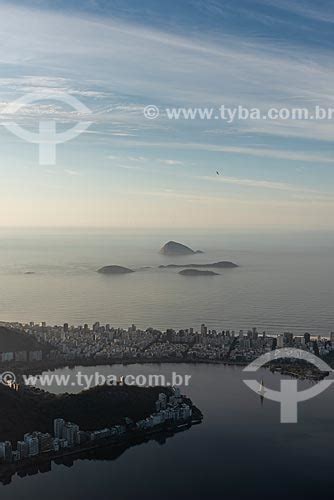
160, 241, 203, 256
97, 266, 134, 274
159, 261, 238, 269
179, 269, 219, 276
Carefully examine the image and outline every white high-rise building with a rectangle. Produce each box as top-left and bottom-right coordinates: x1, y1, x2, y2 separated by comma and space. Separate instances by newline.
54, 418, 65, 439
23, 435, 39, 457
277, 335, 284, 348
62, 423, 80, 447
0, 441, 12, 462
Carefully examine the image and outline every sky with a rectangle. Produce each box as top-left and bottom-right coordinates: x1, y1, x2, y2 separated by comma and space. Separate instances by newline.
0, 0, 333, 228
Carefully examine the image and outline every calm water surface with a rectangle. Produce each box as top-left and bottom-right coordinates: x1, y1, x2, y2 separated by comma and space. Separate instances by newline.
1, 363, 334, 499
0, 228, 333, 334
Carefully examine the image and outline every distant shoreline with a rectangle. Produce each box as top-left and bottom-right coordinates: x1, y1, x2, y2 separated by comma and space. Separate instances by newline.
0, 405, 202, 485
7, 356, 327, 385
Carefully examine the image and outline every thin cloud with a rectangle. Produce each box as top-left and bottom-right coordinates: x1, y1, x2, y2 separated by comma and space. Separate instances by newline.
158, 159, 184, 166
64, 169, 81, 176
109, 139, 334, 164
197, 174, 321, 194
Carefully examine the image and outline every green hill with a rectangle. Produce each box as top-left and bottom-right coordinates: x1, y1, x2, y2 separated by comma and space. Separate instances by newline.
0, 326, 45, 353
0, 384, 170, 442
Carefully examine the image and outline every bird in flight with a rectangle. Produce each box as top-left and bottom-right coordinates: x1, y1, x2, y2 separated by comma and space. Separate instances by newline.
216, 171, 220, 175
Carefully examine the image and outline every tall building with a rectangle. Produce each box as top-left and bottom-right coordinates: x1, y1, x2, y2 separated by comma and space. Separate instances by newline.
17, 441, 29, 459
304, 332, 311, 344
62, 422, 80, 447
330, 332, 334, 343
0, 441, 12, 463
29, 350, 43, 362
37, 433, 53, 453
158, 393, 168, 410
54, 418, 65, 439
283, 332, 294, 346
251, 327, 258, 341
93, 322, 100, 332
23, 434, 39, 457
277, 334, 284, 348
174, 387, 181, 399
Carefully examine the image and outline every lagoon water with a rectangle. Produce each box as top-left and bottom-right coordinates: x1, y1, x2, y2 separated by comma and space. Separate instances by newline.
2, 363, 334, 499
0, 228, 333, 335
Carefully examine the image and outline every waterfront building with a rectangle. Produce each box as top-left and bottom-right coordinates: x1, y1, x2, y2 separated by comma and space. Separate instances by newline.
0, 441, 12, 463
23, 435, 39, 457
62, 422, 80, 447
54, 418, 65, 439
1, 352, 14, 362
283, 332, 294, 346
37, 433, 53, 453
28, 350, 43, 362
277, 334, 284, 348
158, 393, 168, 410
15, 351, 28, 362
17, 441, 29, 459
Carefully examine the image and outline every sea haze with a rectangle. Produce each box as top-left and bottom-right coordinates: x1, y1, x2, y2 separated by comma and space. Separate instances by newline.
0, 228, 333, 335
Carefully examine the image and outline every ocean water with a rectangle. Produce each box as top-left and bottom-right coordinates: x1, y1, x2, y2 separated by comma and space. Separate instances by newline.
0, 228, 333, 335
2, 363, 334, 499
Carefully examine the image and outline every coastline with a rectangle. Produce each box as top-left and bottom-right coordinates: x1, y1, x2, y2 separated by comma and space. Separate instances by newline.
9, 356, 328, 384
0, 404, 203, 485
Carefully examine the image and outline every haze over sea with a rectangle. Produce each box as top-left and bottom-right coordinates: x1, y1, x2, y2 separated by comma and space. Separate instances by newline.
0, 228, 333, 335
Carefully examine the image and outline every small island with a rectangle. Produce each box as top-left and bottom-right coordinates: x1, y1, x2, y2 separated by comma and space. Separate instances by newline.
159, 261, 238, 269
179, 269, 219, 276
97, 266, 134, 274
160, 241, 203, 256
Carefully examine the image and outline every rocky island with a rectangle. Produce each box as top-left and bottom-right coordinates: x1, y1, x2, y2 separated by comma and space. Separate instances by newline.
160, 241, 203, 256
97, 265, 134, 274
179, 269, 219, 276
159, 261, 238, 269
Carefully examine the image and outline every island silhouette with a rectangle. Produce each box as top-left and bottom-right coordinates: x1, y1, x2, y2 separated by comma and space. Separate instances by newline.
179, 269, 219, 276
97, 266, 134, 274
159, 261, 238, 269
159, 241, 203, 256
